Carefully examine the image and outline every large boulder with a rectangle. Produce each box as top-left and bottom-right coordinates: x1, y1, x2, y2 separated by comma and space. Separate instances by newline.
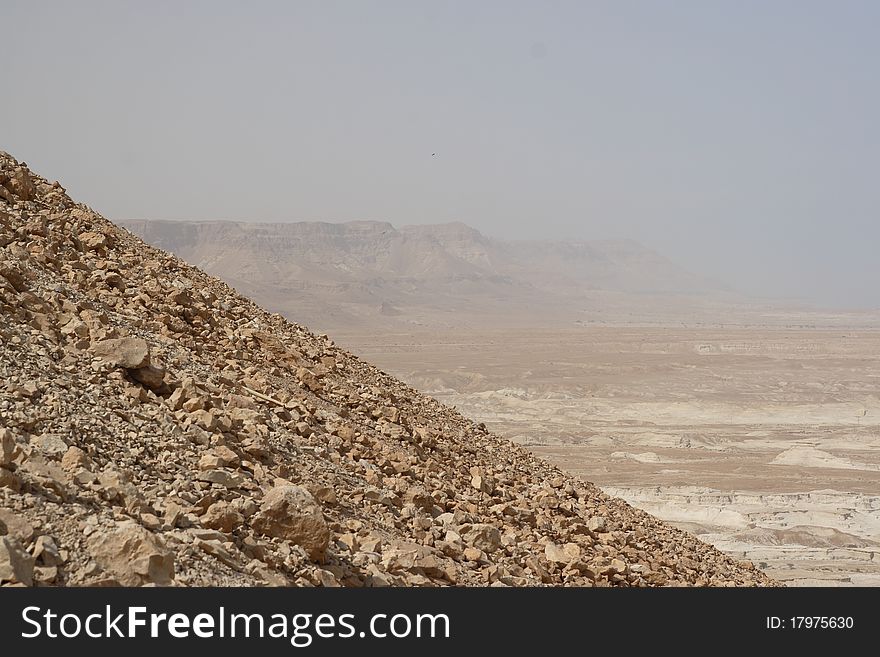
252, 485, 330, 561
90, 337, 150, 369
86, 523, 174, 586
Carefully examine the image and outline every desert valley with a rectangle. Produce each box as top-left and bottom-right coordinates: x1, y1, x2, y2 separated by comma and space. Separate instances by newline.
121, 218, 880, 587
0, 152, 775, 587
343, 327, 880, 586
2, 151, 877, 588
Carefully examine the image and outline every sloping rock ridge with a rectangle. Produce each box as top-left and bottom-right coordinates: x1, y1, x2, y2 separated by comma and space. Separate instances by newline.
0, 152, 776, 587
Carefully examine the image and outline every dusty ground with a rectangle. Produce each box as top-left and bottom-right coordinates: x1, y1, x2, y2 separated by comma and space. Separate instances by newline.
339, 327, 880, 586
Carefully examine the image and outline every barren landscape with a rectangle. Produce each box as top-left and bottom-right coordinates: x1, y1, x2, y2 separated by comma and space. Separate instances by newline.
340, 327, 880, 586
1, 152, 780, 587
122, 218, 880, 586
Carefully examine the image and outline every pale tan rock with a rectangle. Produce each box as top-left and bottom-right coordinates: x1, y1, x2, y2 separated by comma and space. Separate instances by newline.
86, 522, 174, 586
252, 485, 329, 561
461, 524, 502, 553
0, 536, 34, 586
32, 535, 63, 566
61, 446, 91, 471
78, 231, 107, 251
201, 501, 244, 533
196, 469, 244, 489
4, 167, 36, 201
0, 509, 35, 543
0, 428, 16, 466
382, 541, 452, 580
91, 337, 150, 369
588, 516, 607, 533
544, 542, 571, 564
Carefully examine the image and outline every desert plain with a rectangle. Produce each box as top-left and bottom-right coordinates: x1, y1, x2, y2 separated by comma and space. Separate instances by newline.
341, 326, 880, 586
120, 218, 880, 585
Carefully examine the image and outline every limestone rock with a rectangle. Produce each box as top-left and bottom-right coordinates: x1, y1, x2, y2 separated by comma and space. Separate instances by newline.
0, 536, 34, 586
91, 337, 150, 369
32, 535, 63, 566
461, 524, 502, 553
196, 469, 244, 489
382, 541, 452, 580
61, 446, 91, 471
78, 231, 108, 251
0, 428, 15, 466
2, 167, 36, 201
588, 516, 607, 533
201, 502, 244, 533
252, 485, 330, 561
86, 523, 175, 586
0, 508, 34, 545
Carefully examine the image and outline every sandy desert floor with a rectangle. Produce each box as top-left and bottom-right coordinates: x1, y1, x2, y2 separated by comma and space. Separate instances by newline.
338, 327, 880, 586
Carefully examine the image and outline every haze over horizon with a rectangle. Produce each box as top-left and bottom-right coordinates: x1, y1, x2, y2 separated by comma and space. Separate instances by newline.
3, 1, 879, 308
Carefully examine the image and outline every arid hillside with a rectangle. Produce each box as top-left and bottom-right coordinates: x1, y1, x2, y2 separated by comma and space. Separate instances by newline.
0, 152, 774, 587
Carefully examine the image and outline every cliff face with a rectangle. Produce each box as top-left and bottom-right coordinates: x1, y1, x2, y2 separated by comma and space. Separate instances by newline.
119, 217, 727, 332
0, 152, 775, 587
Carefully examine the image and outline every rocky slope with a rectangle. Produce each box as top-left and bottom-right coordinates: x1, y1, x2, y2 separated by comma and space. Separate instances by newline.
0, 152, 775, 587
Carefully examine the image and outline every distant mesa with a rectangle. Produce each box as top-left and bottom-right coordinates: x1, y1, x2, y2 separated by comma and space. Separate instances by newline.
119, 218, 732, 332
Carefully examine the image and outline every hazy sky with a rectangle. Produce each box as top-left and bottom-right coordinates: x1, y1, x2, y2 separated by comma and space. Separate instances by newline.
3, 1, 879, 308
